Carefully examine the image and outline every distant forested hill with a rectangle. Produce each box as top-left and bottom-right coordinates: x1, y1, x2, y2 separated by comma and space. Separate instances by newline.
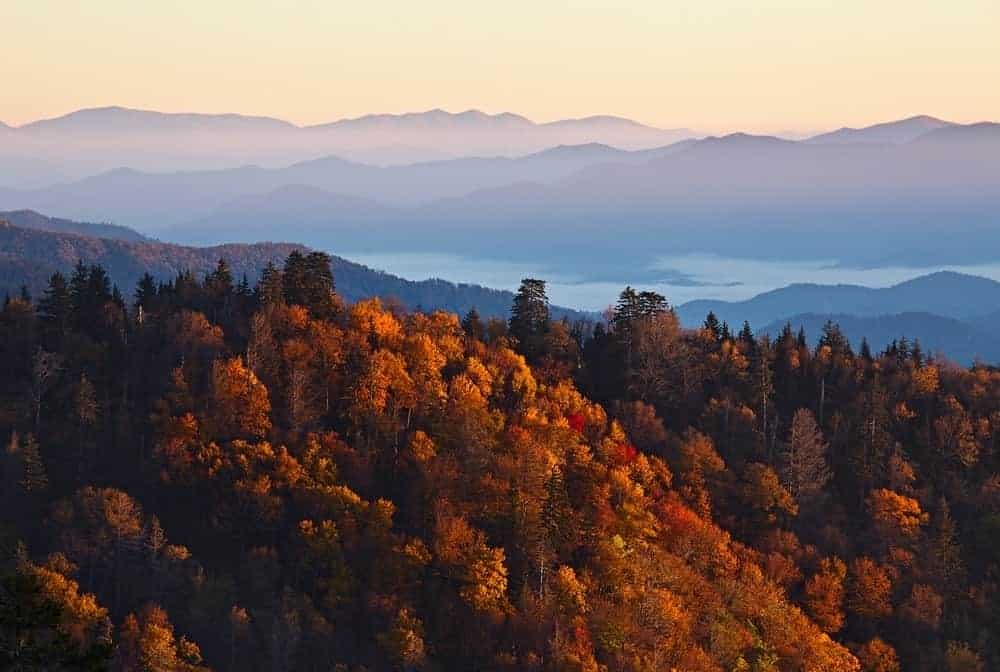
759, 312, 1000, 365
0, 214, 587, 321
0, 208, 149, 241
676, 271, 1000, 328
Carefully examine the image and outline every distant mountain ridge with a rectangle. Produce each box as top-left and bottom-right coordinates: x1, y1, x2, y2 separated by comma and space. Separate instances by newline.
0, 209, 149, 242
0, 106, 694, 185
758, 312, 999, 365
805, 115, 954, 145
2, 111, 998, 284
3, 117, 997, 277
0, 140, 673, 228
17, 105, 299, 133
674, 271, 1000, 365
675, 271, 1000, 328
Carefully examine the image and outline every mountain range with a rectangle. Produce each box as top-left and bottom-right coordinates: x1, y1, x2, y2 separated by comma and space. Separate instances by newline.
3, 210, 1000, 365
803, 114, 955, 144
675, 271, 1000, 327
2, 114, 997, 279
674, 272, 1000, 365
170, 121, 1000, 276
756, 312, 1000, 366
0, 106, 693, 186
0, 142, 689, 230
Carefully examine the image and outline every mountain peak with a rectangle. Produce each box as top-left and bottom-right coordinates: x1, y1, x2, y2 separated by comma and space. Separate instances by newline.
526, 142, 624, 160
695, 132, 792, 149
806, 114, 954, 145
19, 106, 298, 132
312, 108, 535, 131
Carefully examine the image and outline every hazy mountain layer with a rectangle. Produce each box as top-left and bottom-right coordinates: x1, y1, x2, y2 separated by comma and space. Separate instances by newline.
153, 122, 1000, 275
0, 106, 693, 185
758, 312, 999, 365
675, 271, 1000, 328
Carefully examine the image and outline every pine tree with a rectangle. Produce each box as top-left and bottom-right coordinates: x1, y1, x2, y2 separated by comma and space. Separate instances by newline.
134, 273, 158, 313
282, 251, 337, 318
637, 290, 668, 316
509, 278, 550, 362
852, 382, 892, 500
753, 337, 775, 458
206, 258, 234, 295
703, 311, 722, 341
859, 337, 872, 362
257, 262, 285, 306
462, 308, 485, 341
612, 286, 640, 331
236, 273, 252, 296
37, 272, 72, 344
796, 326, 808, 348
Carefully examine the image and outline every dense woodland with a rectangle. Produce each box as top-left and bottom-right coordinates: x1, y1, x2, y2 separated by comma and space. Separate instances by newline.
0, 216, 579, 322
1, 252, 998, 671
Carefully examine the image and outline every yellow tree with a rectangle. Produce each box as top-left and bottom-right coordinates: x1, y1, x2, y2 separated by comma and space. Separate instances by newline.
804, 556, 847, 633
867, 488, 928, 548
207, 356, 272, 441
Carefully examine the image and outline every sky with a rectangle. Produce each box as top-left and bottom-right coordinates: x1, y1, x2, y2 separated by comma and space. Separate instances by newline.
2, 0, 998, 134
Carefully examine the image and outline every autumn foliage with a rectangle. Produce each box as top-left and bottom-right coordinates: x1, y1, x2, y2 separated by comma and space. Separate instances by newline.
0, 261, 998, 670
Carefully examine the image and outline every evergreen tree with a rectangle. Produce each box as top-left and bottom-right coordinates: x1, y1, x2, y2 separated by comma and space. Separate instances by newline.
133, 273, 158, 313
611, 287, 642, 336
796, 326, 808, 348
703, 311, 722, 341
236, 273, 252, 297
257, 262, 284, 306
205, 258, 234, 295
509, 278, 550, 362
282, 251, 337, 319
819, 320, 852, 359
637, 290, 668, 317
461, 308, 485, 341
859, 337, 873, 362
37, 272, 72, 345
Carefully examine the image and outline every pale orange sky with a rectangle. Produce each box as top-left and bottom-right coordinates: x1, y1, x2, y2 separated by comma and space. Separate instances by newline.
2, 0, 998, 133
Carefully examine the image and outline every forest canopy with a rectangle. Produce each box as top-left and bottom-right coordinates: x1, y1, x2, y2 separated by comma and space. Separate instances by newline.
1, 256, 998, 672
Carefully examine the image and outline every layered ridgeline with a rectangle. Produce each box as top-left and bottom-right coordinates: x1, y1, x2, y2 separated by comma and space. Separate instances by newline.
1, 115, 997, 275
5, 210, 1000, 365
3, 255, 999, 670
0, 106, 694, 186
0, 211, 585, 321
676, 272, 1000, 365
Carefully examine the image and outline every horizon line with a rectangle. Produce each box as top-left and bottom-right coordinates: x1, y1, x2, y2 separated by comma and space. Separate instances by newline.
7, 103, 993, 138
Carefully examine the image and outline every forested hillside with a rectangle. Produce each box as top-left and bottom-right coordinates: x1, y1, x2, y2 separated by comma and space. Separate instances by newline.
0, 217, 584, 321
0, 209, 149, 242
758, 313, 1000, 367
1, 257, 997, 671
